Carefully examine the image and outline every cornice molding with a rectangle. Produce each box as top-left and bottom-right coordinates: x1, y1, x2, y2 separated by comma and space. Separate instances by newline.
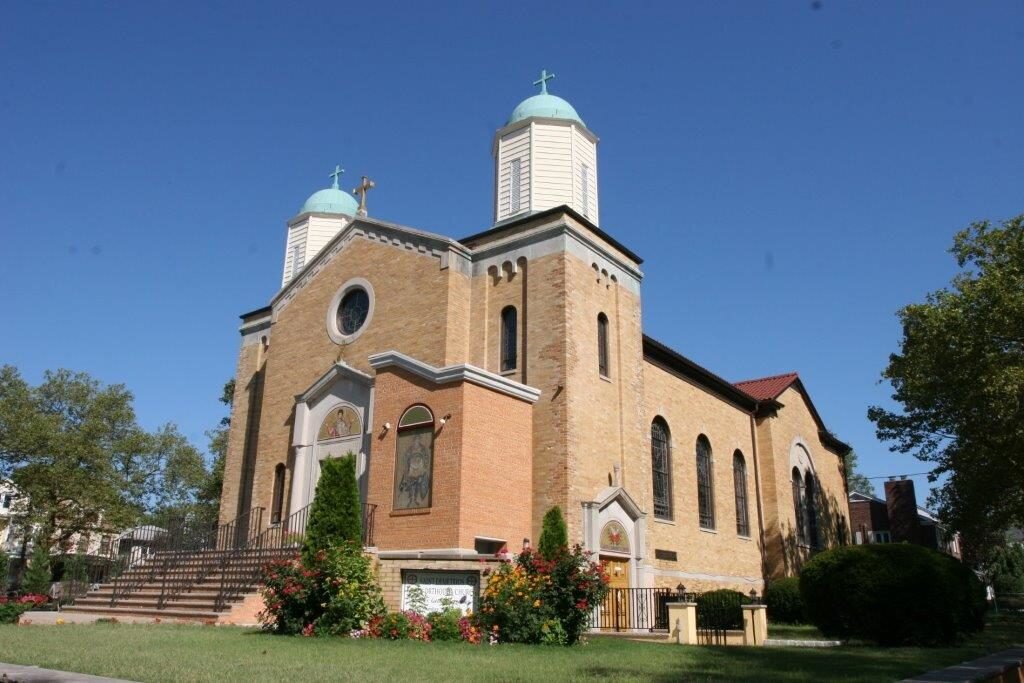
368, 350, 541, 404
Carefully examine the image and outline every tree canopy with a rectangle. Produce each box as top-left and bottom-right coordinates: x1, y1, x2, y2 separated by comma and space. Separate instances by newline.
868, 214, 1024, 550
843, 451, 876, 497
0, 366, 218, 553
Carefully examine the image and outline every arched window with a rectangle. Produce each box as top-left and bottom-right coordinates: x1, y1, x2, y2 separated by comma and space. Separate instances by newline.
792, 467, 806, 545
597, 313, 609, 377
804, 471, 819, 548
393, 405, 435, 511
651, 418, 672, 520
500, 306, 517, 372
733, 451, 750, 537
696, 436, 715, 530
271, 464, 286, 525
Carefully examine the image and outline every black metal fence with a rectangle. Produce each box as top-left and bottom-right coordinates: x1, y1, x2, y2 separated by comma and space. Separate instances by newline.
591, 588, 675, 632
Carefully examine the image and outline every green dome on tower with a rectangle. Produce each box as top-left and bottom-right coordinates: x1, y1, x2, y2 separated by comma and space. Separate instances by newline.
299, 165, 359, 216
507, 69, 585, 126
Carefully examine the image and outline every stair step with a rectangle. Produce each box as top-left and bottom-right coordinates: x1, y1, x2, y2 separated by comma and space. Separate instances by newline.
62, 605, 223, 620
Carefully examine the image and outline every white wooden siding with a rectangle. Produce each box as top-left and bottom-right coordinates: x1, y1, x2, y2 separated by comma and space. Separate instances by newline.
281, 215, 347, 287
531, 123, 573, 212
282, 222, 309, 287
572, 127, 599, 224
496, 126, 530, 222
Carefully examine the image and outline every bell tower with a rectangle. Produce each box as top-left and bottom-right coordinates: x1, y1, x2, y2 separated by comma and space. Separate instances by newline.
493, 70, 599, 225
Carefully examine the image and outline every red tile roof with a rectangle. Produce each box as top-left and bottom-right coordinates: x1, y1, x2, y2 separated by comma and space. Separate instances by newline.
733, 372, 799, 401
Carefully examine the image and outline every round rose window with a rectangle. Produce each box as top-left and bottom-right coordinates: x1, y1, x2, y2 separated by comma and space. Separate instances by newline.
337, 288, 370, 335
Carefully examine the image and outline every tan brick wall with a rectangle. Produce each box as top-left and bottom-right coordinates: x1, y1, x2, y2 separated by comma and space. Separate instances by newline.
758, 385, 850, 579
219, 342, 265, 525
641, 361, 764, 591
240, 237, 458, 524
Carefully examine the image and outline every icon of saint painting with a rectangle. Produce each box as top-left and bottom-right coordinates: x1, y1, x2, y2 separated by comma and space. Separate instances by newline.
397, 431, 432, 509
318, 407, 360, 441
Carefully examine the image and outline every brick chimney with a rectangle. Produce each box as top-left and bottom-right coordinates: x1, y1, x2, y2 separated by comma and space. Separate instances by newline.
884, 477, 921, 544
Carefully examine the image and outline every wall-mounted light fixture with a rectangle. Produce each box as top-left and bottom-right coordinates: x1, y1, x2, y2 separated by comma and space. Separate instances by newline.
439, 413, 452, 426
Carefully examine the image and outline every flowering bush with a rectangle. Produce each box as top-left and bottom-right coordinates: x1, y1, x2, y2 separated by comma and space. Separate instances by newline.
474, 545, 608, 645
369, 610, 432, 641
427, 608, 462, 641
0, 594, 48, 624
258, 542, 384, 636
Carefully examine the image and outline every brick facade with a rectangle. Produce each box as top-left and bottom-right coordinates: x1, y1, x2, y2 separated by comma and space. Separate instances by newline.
219, 206, 853, 595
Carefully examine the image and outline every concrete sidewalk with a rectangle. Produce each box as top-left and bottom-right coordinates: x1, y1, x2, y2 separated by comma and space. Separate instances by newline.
0, 662, 137, 682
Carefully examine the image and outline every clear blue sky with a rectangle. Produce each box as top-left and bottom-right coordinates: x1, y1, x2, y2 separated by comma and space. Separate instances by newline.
2, 2, 1021, 503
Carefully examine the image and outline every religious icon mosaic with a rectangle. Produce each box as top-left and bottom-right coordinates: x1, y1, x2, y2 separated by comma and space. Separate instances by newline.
394, 425, 433, 510
600, 520, 630, 553
317, 405, 361, 442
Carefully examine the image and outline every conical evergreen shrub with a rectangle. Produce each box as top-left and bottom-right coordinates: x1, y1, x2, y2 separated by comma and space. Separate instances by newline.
21, 534, 52, 595
538, 506, 569, 559
302, 454, 362, 562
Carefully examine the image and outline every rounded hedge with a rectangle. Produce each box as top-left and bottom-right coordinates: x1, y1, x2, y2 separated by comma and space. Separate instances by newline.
800, 544, 985, 646
695, 589, 749, 631
764, 577, 805, 624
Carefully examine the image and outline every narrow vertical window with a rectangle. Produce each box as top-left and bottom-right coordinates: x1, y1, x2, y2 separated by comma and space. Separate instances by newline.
733, 451, 750, 537
500, 306, 517, 372
792, 467, 806, 545
509, 158, 521, 213
696, 436, 715, 530
271, 464, 286, 525
292, 244, 304, 273
580, 163, 590, 217
651, 418, 672, 520
805, 471, 819, 548
597, 313, 609, 377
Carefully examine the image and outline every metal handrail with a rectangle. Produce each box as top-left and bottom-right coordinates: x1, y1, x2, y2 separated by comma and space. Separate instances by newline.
155, 507, 264, 609
212, 502, 377, 611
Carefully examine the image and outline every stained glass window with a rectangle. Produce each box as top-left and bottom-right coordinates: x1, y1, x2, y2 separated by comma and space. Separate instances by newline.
394, 405, 435, 511
651, 418, 672, 520
338, 288, 370, 335
805, 471, 819, 548
792, 467, 806, 545
696, 436, 715, 530
733, 451, 750, 537
597, 313, 609, 377
501, 306, 517, 372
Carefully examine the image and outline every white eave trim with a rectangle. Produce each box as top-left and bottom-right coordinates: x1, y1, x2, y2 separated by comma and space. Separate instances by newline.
295, 362, 374, 404
368, 350, 541, 404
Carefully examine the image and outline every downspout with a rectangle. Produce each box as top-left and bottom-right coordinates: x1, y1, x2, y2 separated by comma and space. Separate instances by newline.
749, 407, 769, 591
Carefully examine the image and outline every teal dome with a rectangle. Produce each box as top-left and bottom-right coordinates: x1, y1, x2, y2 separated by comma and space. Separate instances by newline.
508, 93, 584, 126
300, 187, 358, 216
508, 70, 585, 126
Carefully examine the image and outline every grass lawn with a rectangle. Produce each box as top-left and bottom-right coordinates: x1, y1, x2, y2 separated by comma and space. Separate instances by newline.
0, 615, 1021, 682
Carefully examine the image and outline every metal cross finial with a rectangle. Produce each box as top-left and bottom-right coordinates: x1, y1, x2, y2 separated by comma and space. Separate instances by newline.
533, 69, 555, 94
352, 175, 375, 216
329, 165, 345, 189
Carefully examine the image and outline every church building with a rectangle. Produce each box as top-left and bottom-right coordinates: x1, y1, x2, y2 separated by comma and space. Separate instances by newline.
218, 72, 852, 615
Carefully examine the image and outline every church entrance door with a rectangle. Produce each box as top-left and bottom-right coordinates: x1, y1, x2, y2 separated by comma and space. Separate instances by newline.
601, 556, 631, 630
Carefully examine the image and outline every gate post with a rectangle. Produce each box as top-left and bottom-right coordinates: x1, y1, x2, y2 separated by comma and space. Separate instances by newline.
666, 602, 697, 644
742, 605, 768, 646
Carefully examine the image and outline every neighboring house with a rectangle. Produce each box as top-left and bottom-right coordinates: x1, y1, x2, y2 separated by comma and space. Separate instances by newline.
0, 480, 119, 561
849, 478, 961, 559
0, 480, 16, 557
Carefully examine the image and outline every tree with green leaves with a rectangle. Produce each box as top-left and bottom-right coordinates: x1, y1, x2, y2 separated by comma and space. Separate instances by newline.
21, 533, 52, 595
986, 543, 1024, 595
844, 451, 875, 497
0, 366, 215, 562
302, 454, 362, 562
869, 215, 1024, 552
538, 506, 569, 559
0, 547, 9, 592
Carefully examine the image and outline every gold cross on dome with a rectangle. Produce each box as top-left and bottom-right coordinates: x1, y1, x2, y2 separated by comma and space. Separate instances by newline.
533, 69, 555, 94
352, 175, 375, 216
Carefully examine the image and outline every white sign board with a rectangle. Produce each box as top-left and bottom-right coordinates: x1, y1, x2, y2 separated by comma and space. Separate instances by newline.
401, 571, 478, 615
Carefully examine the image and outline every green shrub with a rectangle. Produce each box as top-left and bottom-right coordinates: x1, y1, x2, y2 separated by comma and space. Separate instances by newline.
21, 537, 52, 596
259, 542, 384, 636
369, 611, 431, 641
426, 608, 462, 641
764, 577, 805, 624
800, 544, 986, 646
475, 545, 608, 646
302, 454, 362, 564
538, 507, 568, 560
987, 544, 1024, 595
695, 589, 749, 631
0, 550, 8, 592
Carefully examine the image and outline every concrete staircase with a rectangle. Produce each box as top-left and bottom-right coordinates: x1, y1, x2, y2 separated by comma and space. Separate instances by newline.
62, 547, 296, 622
